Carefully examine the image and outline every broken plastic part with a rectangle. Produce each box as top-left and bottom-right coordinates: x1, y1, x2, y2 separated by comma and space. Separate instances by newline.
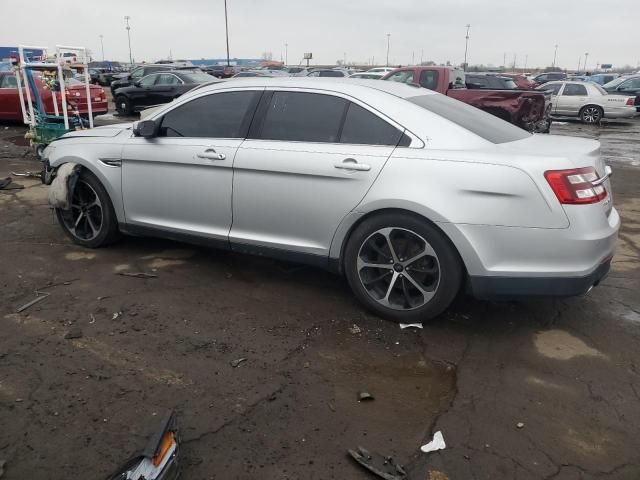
47, 162, 80, 209
348, 446, 407, 480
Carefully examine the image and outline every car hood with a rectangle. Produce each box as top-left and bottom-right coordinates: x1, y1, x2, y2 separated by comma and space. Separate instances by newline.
58, 123, 132, 140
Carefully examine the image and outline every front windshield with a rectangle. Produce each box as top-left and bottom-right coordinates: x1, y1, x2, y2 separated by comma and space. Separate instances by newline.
602, 77, 626, 89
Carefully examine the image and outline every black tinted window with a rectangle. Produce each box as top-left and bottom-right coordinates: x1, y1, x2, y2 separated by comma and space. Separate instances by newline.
419, 70, 438, 90
260, 92, 347, 142
562, 84, 587, 96
319, 70, 344, 77
466, 75, 490, 89
407, 94, 530, 144
340, 103, 402, 146
160, 91, 259, 138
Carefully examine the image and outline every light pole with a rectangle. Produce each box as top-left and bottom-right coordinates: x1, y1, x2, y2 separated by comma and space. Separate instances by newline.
224, 0, 230, 66
99, 34, 104, 61
584, 52, 589, 72
386, 33, 391, 67
124, 16, 132, 64
463, 24, 471, 71
285, 43, 288, 65
552, 44, 558, 68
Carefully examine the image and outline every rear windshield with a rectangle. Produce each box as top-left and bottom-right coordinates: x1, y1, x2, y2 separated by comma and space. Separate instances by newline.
182, 72, 216, 83
407, 94, 531, 144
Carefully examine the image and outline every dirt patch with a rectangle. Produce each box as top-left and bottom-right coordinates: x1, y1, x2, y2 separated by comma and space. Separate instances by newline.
534, 329, 606, 360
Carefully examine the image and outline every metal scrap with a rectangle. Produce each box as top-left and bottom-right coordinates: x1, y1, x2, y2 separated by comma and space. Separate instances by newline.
230, 358, 247, 368
11, 170, 42, 179
16, 291, 50, 313
0, 177, 24, 190
348, 446, 407, 480
117, 272, 158, 279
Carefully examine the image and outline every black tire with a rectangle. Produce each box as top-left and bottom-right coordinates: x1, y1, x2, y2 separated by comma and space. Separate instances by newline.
115, 95, 132, 115
579, 105, 603, 124
34, 143, 45, 160
55, 169, 120, 248
344, 212, 463, 323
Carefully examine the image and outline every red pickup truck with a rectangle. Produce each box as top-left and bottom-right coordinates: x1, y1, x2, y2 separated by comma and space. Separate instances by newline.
382, 67, 551, 132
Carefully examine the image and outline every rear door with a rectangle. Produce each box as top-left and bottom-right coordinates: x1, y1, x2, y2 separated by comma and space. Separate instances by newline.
121, 88, 262, 240
555, 83, 588, 116
230, 89, 406, 258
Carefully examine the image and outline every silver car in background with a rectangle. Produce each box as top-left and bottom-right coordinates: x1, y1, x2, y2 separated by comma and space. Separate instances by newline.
537, 80, 637, 123
42, 78, 619, 322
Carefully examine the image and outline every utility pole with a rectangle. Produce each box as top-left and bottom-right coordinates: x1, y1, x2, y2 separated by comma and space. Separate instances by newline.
523, 54, 528, 74
386, 34, 391, 67
412, 51, 415, 65
420, 49, 424, 64
503, 52, 506, 70
512, 53, 517, 70
343, 52, 346, 65
584, 52, 589, 72
99, 34, 104, 61
124, 16, 132, 65
224, 0, 230, 66
285, 43, 288, 65
552, 44, 558, 68
577, 56, 581, 72
463, 24, 471, 71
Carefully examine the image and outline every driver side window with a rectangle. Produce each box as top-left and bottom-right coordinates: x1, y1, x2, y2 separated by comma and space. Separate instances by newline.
139, 75, 158, 87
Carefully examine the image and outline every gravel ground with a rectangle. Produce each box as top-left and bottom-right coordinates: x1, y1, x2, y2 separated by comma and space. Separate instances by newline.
0, 113, 639, 480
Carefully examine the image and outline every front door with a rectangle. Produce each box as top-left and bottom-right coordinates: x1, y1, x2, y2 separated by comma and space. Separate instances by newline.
0, 74, 21, 120
121, 89, 262, 241
231, 90, 406, 258
555, 83, 588, 116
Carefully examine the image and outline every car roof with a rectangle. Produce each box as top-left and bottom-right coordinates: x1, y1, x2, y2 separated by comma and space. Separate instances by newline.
189, 77, 436, 99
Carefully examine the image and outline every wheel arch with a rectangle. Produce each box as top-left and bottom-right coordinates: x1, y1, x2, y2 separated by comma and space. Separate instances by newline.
330, 207, 469, 279
579, 104, 604, 121
48, 156, 125, 223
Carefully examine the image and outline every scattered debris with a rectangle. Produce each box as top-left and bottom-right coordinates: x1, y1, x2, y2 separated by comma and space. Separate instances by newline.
328, 402, 336, 412
89, 314, 96, 324
421, 431, 446, 453
348, 446, 407, 480
0, 459, 5, 478
0, 177, 24, 190
399, 323, 423, 329
64, 326, 83, 340
105, 410, 179, 480
112, 312, 122, 320
15, 398, 23, 403
16, 291, 50, 313
349, 324, 362, 334
230, 358, 247, 368
516, 422, 525, 429
11, 170, 42, 179
358, 391, 375, 402
117, 272, 159, 279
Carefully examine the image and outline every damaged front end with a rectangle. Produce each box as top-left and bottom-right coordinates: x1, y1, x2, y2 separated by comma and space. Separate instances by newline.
44, 160, 81, 210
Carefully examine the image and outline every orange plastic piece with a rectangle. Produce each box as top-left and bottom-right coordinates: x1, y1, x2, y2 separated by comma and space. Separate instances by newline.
152, 431, 175, 467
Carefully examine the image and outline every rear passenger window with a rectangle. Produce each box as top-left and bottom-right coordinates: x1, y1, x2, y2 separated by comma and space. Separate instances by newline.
160, 91, 260, 138
260, 92, 347, 142
419, 70, 438, 90
562, 84, 587, 96
340, 103, 403, 146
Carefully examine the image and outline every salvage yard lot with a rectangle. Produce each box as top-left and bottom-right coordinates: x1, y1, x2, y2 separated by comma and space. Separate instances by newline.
1, 118, 640, 479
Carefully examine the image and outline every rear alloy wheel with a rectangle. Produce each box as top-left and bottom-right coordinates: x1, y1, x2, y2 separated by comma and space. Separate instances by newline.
55, 170, 119, 248
580, 105, 603, 124
115, 95, 131, 115
344, 213, 463, 323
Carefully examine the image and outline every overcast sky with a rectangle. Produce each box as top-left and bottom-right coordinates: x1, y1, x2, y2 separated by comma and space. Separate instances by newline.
2, 0, 638, 69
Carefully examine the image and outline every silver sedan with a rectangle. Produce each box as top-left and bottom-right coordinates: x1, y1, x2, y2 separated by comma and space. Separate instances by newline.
42, 78, 619, 322
537, 80, 637, 123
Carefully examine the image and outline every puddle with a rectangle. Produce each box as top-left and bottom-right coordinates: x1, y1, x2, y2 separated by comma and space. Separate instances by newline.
534, 330, 606, 361
315, 346, 455, 444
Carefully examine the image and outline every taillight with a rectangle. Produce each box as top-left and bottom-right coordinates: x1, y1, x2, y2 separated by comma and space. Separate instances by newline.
544, 167, 607, 205
626, 97, 635, 106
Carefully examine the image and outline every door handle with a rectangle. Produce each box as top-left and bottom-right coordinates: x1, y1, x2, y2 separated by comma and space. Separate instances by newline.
197, 148, 226, 160
334, 158, 371, 172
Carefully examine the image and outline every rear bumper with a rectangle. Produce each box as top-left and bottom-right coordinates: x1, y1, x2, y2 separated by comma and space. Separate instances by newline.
605, 107, 638, 119
468, 259, 611, 300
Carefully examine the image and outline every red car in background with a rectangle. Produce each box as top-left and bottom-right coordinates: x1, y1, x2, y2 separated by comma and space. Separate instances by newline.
501, 73, 535, 89
0, 71, 108, 121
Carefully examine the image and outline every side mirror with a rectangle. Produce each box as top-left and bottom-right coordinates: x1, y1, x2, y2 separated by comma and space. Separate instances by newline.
133, 80, 142, 87
133, 120, 157, 138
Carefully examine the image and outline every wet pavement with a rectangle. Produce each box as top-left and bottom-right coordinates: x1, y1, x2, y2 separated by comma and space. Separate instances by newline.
1, 116, 639, 480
